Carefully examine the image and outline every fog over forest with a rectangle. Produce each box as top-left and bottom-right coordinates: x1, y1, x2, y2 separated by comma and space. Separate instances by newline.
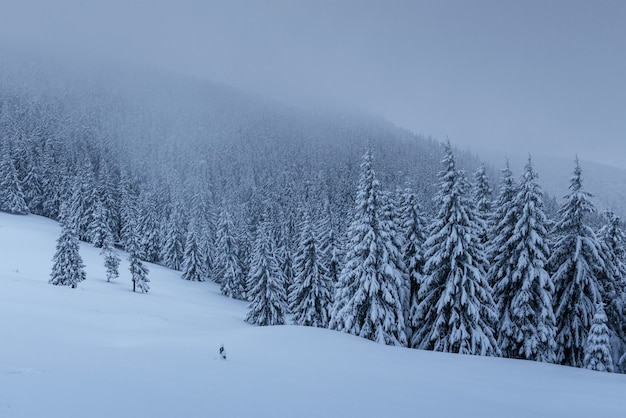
0, 0, 624, 165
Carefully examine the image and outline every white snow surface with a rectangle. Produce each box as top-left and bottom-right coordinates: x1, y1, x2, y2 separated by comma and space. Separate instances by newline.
1, 212, 625, 417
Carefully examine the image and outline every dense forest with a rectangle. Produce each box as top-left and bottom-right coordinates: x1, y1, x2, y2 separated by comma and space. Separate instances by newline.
1, 55, 624, 374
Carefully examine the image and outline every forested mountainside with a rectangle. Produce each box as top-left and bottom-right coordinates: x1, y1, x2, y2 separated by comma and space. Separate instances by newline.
0, 52, 483, 235
2, 53, 625, 374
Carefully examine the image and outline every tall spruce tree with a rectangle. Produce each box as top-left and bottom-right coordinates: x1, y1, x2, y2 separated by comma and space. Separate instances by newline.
329, 147, 408, 346
548, 158, 604, 367
216, 207, 246, 299
289, 211, 334, 327
49, 206, 86, 287
101, 226, 120, 282
245, 215, 287, 326
181, 216, 207, 282
0, 144, 29, 215
125, 202, 150, 293
596, 211, 626, 371
472, 163, 492, 244
399, 187, 429, 348
487, 159, 519, 287
584, 303, 614, 372
493, 157, 557, 362
317, 200, 343, 285
161, 206, 185, 271
413, 142, 499, 355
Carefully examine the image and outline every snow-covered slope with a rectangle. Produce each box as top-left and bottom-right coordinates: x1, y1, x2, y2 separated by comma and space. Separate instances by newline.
1, 212, 625, 418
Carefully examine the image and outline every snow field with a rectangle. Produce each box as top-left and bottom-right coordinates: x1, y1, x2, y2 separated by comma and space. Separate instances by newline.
1, 212, 625, 417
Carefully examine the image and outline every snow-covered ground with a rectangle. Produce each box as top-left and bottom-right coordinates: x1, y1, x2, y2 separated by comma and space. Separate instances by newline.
1, 212, 625, 418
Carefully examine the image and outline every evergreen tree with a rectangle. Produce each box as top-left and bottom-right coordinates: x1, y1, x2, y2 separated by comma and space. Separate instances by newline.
88, 197, 110, 248
413, 142, 499, 355
548, 158, 604, 367
245, 215, 287, 326
101, 227, 120, 282
181, 216, 207, 282
125, 201, 150, 293
161, 205, 185, 271
493, 158, 557, 362
398, 187, 429, 348
289, 211, 334, 327
0, 144, 29, 214
329, 148, 408, 346
67, 161, 98, 241
216, 207, 246, 299
138, 191, 162, 263
472, 163, 492, 244
584, 303, 614, 372
596, 211, 626, 371
487, 159, 518, 287
49, 207, 86, 287
317, 200, 343, 285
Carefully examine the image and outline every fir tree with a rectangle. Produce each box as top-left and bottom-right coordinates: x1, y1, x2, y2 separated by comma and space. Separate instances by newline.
329, 148, 408, 346
398, 187, 429, 348
0, 145, 29, 215
317, 200, 343, 285
245, 215, 287, 326
413, 142, 499, 355
181, 216, 207, 282
584, 303, 614, 372
548, 158, 604, 367
67, 161, 98, 242
138, 191, 162, 263
125, 201, 150, 293
487, 159, 518, 287
216, 207, 246, 299
101, 227, 120, 282
88, 197, 110, 248
596, 211, 626, 371
493, 157, 557, 362
161, 205, 185, 271
49, 207, 86, 287
472, 163, 492, 244
129, 249, 150, 293
289, 211, 334, 327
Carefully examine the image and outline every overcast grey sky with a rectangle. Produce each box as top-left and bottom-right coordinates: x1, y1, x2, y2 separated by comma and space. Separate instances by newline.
0, 0, 624, 165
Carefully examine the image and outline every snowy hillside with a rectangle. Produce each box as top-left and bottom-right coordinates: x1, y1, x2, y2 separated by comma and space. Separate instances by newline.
1, 211, 625, 418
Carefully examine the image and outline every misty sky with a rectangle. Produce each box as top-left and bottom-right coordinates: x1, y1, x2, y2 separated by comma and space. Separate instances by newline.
0, 0, 624, 165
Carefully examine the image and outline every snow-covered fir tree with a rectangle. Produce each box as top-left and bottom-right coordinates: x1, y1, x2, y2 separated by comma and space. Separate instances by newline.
584, 303, 614, 372
0, 144, 29, 215
289, 211, 334, 327
67, 161, 98, 242
88, 197, 110, 248
413, 142, 499, 355
317, 200, 343, 285
493, 157, 557, 362
596, 211, 626, 371
275, 220, 295, 302
215, 207, 246, 299
138, 191, 162, 263
245, 214, 288, 326
125, 202, 150, 293
487, 159, 518, 288
398, 187, 429, 348
548, 158, 604, 367
160, 206, 185, 271
49, 207, 86, 287
472, 163, 492, 244
329, 147, 408, 346
101, 227, 120, 282
181, 216, 207, 282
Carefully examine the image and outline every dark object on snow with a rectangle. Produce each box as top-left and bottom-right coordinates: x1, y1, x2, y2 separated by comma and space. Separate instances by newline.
219, 344, 227, 360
